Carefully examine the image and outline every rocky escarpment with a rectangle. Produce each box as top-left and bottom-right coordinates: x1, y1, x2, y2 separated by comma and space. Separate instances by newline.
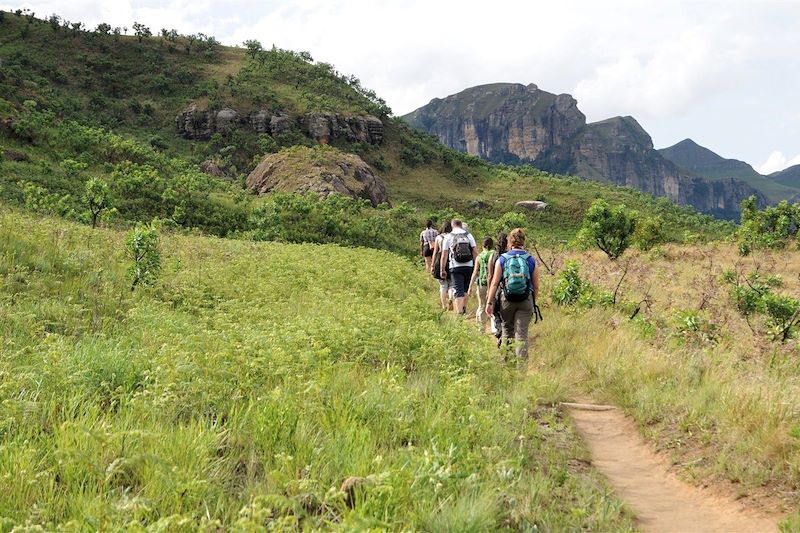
176, 104, 384, 145
539, 116, 767, 218
404, 83, 585, 163
403, 83, 764, 217
246, 146, 388, 207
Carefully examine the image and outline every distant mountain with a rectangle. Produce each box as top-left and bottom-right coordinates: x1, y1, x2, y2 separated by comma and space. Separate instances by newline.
770, 164, 800, 189
402, 83, 766, 218
658, 139, 761, 181
659, 139, 800, 203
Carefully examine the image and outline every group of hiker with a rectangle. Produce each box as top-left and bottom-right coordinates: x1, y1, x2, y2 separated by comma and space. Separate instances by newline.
419, 219, 542, 360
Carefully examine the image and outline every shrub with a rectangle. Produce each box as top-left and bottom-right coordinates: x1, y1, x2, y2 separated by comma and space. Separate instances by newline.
126, 223, 161, 290
83, 177, 111, 228
579, 199, 638, 260
634, 215, 665, 251
738, 197, 800, 251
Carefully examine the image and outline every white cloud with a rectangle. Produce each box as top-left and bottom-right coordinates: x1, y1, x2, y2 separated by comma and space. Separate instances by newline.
757, 151, 800, 175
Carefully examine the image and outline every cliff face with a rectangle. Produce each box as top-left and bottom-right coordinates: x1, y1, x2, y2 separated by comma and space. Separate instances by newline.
176, 105, 384, 145
403, 84, 765, 217
403, 83, 585, 163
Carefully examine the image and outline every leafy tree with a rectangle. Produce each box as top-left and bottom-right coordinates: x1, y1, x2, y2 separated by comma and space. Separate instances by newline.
580, 199, 638, 260
70, 22, 83, 37
737, 196, 799, 252
132, 22, 151, 43
83, 177, 111, 228
244, 39, 263, 59
633, 215, 665, 251
126, 223, 161, 290
48, 14, 60, 31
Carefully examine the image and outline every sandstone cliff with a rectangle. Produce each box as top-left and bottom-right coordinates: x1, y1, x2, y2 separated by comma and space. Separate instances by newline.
403, 83, 765, 217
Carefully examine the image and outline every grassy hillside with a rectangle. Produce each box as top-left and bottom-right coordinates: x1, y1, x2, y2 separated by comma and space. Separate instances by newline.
0, 10, 733, 251
659, 139, 800, 203
0, 204, 636, 530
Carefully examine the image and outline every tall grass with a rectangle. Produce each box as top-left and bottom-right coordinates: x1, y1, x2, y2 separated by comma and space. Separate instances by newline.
0, 205, 633, 530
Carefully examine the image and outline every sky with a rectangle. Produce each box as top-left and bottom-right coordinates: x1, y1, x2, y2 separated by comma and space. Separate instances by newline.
4, 0, 799, 174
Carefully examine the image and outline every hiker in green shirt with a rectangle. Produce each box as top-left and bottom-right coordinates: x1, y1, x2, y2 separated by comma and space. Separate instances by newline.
468, 236, 494, 331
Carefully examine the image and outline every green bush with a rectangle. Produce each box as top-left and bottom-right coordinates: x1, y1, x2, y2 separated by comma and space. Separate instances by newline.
579, 199, 638, 260
634, 215, 665, 251
126, 223, 161, 290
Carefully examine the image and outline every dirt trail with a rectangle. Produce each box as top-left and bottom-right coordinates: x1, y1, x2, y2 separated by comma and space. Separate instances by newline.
567, 404, 781, 533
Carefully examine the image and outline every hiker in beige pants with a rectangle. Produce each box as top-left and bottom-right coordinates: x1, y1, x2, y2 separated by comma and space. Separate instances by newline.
485, 228, 540, 360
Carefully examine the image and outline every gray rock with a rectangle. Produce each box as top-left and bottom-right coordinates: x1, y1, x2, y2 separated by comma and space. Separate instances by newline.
269, 113, 293, 136
250, 110, 271, 134
175, 104, 215, 140
515, 200, 549, 211
200, 159, 232, 181
215, 108, 239, 133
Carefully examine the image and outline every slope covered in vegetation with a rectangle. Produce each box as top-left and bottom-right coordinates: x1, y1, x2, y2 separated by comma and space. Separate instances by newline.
0, 205, 635, 530
0, 9, 733, 252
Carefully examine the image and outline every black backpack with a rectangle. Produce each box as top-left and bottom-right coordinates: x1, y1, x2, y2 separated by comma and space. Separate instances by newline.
451, 233, 473, 263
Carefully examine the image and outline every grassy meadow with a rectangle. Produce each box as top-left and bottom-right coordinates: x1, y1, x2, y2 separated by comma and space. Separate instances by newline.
0, 205, 636, 531
509, 243, 800, 528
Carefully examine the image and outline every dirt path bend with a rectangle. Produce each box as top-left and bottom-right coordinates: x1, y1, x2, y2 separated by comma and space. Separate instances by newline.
567, 404, 780, 533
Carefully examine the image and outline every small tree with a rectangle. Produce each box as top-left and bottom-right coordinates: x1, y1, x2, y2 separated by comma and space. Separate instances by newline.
126, 224, 161, 291
244, 39, 263, 59
83, 177, 111, 228
634, 215, 665, 251
580, 199, 638, 260
132, 22, 151, 43
96, 22, 111, 35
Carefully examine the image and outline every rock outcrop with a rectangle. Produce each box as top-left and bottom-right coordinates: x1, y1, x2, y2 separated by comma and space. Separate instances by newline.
515, 200, 548, 211
176, 105, 384, 145
404, 83, 584, 163
403, 83, 764, 218
246, 146, 388, 207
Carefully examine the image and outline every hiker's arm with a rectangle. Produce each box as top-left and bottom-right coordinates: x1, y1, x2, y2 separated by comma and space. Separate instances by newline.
430, 240, 439, 273
485, 260, 502, 314
420, 238, 424, 256
467, 258, 479, 295
440, 249, 449, 278
532, 265, 540, 301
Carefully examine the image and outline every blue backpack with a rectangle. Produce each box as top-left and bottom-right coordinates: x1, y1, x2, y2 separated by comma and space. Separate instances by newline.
502, 252, 531, 302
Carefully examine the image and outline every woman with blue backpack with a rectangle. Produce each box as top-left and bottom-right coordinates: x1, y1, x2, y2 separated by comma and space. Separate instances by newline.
485, 228, 541, 361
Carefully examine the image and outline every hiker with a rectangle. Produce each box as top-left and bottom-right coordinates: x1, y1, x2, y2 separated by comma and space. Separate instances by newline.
485, 228, 540, 360
431, 220, 453, 310
419, 219, 439, 271
487, 232, 508, 341
440, 219, 478, 315
468, 236, 494, 330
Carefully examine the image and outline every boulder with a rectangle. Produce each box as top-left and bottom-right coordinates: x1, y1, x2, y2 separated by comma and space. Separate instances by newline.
246, 146, 389, 207
176, 104, 215, 140
250, 110, 271, 134
200, 159, 231, 180
515, 200, 549, 211
214, 108, 239, 132
269, 113, 293, 136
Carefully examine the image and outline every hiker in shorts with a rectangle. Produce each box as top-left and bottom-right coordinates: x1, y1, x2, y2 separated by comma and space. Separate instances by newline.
467, 236, 494, 331
487, 232, 508, 341
440, 219, 477, 315
485, 228, 540, 360
431, 220, 453, 310
419, 220, 439, 271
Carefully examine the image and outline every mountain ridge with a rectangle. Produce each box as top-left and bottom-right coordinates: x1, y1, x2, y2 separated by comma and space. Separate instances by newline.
402, 84, 768, 218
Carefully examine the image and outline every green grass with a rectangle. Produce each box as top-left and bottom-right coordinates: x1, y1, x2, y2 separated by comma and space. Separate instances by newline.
0, 204, 635, 530
528, 244, 800, 528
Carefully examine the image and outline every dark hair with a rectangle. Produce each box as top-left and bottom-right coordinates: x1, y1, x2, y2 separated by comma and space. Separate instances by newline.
426, 219, 433, 228
482, 237, 494, 249
441, 220, 453, 234
496, 232, 508, 253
